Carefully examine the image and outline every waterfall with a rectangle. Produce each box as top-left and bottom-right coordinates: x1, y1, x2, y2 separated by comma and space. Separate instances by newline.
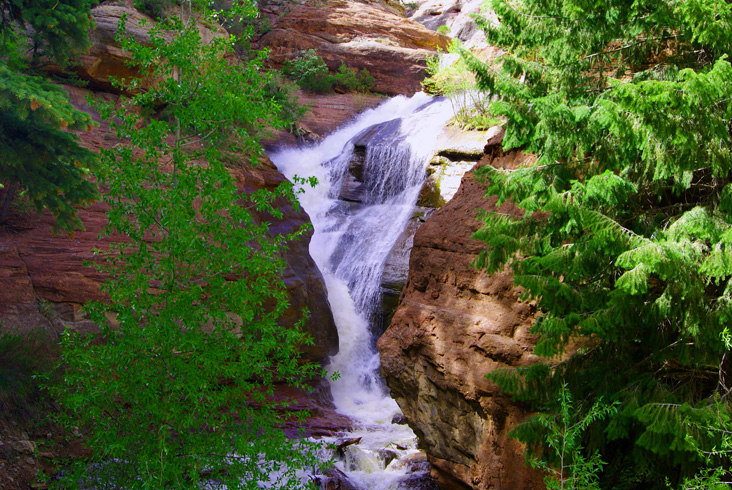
269, 93, 455, 489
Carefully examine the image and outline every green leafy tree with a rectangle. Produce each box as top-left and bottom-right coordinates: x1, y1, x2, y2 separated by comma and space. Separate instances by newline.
0, 0, 98, 232
464, 0, 732, 487
54, 5, 322, 489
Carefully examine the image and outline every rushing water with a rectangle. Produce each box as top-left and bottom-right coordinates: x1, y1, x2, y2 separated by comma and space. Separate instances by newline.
269, 93, 455, 489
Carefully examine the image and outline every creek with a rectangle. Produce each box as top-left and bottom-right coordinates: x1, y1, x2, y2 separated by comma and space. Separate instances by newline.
269, 93, 456, 490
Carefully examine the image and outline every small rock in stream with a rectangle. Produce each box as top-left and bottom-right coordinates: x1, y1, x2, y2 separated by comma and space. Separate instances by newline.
393, 454, 441, 490
377, 448, 399, 467
396, 473, 441, 490
334, 436, 362, 454
315, 468, 362, 490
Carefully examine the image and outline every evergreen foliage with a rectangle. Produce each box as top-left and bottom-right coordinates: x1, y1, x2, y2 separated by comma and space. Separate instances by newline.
466, 0, 732, 487
0, 0, 97, 232
530, 384, 619, 490
53, 5, 322, 488
0, 0, 94, 67
134, 0, 182, 20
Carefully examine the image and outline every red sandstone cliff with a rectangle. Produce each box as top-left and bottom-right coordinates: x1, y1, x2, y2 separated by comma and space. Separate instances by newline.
258, 0, 450, 96
0, 83, 340, 364
378, 130, 548, 490
1, 0, 449, 362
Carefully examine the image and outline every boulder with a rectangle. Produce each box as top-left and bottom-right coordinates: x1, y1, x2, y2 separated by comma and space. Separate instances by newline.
232, 154, 340, 363
258, 0, 450, 96
380, 125, 500, 336
378, 206, 433, 334
315, 468, 361, 490
296, 93, 386, 137
271, 383, 356, 438
261, 92, 386, 149
378, 130, 548, 489
10, 440, 37, 455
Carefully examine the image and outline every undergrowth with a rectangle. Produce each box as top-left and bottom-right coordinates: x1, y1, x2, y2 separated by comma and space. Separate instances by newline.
0, 328, 60, 423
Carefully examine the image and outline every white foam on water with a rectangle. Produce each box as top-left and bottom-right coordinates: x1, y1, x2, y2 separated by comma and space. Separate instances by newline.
270, 93, 455, 490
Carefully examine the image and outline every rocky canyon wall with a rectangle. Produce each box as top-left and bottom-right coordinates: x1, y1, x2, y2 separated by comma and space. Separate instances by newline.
1, 0, 451, 363
0, 87, 339, 365
378, 130, 548, 490
0, 0, 346, 365
258, 0, 450, 96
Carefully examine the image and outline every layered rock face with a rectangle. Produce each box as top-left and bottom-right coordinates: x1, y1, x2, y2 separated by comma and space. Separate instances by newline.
64, 0, 228, 92
232, 154, 340, 364
378, 131, 547, 490
418, 124, 498, 208
406, 0, 503, 60
258, 0, 450, 95
0, 0, 377, 365
0, 87, 338, 365
72, 0, 449, 98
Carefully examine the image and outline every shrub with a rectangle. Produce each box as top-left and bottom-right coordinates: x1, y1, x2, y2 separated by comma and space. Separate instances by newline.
134, 0, 177, 20
332, 63, 375, 93
422, 45, 499, 130
264, 71, 308, 130
0, 329, 59, 421
134, 0, 206, 21
282, 49, 331, 92
282, 50, 376, 94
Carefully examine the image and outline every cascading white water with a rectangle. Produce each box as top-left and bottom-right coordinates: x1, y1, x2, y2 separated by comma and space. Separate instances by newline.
269, 93, 455, 489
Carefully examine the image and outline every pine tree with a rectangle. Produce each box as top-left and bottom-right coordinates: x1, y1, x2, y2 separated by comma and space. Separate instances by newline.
0, 0, 97, 232
464, 0, 732, 487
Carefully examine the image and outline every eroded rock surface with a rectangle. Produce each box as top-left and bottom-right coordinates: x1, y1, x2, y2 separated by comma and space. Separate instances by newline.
379, 125, 498, 336
262, 92, 387, 149
378, 131, 547, 490
418, 125, 499, 208
233, 153, 340, 364
406, 0, 502, 59
258, 0, 450, 95
65, 0, 228, 92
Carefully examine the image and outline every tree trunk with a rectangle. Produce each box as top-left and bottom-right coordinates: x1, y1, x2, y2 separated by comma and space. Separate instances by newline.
0, 181, 19, 224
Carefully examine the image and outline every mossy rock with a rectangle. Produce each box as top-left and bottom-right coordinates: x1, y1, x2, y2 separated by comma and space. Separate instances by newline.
418, 173, 446, 208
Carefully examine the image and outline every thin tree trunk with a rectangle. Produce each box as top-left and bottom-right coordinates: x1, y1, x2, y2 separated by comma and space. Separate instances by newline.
0, 181, 19, 224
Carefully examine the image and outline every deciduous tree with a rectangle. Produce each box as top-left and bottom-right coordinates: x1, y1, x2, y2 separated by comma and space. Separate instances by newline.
54, 4, 322, 488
